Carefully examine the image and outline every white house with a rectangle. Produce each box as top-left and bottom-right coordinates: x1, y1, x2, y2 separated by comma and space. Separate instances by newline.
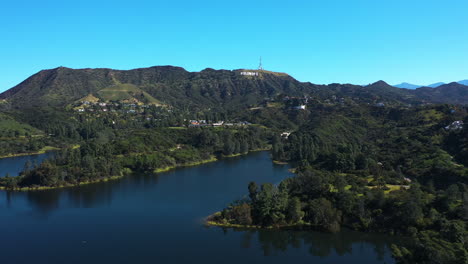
293, 105, 306, 110
445, 120, 464, 130
281, 132, 291, 139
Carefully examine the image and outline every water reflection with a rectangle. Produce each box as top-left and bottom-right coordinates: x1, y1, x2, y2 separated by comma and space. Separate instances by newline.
226, 228, 397, 261
1, 172, 160, 215
25, 190, 61, 213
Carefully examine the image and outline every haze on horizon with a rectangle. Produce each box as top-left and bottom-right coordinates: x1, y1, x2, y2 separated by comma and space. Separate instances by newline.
1, 0, 467, 93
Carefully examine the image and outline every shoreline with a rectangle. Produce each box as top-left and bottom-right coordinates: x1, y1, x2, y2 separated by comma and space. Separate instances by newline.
2, 149, 273, 192
0, 175, 125, 192
154, 148, 272, 174
272, 160, 289, 165
0, 146, 60, 159
204, 212, 404, 239
154, 156, 218, 173
204, 212, 313, 230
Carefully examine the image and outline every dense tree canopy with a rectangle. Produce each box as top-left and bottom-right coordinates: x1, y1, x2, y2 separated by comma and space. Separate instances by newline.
1, 87, 467, 264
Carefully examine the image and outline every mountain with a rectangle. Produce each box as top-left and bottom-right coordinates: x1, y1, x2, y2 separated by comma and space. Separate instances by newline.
428, 82, 446, 88
1, 66, 468, 110
393, 82, 447, 89
393, 81, 468, 89
413, 82, 468, 104
0, 66, 314, 110
394, 82, 422, 89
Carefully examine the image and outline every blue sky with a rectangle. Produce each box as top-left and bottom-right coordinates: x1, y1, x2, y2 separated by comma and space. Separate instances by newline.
1, 0, 467, 92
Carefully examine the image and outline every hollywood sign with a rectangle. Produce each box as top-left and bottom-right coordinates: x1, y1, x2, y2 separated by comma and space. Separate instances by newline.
240, 72, 258, 76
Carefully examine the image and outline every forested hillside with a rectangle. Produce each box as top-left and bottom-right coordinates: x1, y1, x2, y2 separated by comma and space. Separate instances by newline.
211, 103, 468, 264
1, 66, 468, 112
0, 66, 467, 263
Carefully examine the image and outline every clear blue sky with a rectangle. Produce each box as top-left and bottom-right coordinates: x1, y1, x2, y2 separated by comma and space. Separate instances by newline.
1, 0, 467, 92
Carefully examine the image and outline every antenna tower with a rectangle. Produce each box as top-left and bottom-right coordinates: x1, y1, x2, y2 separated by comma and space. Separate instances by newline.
258, 57, 264, 71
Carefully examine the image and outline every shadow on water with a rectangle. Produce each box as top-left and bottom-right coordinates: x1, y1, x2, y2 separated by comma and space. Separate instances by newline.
2, 171, 159, 213
223, 227, 399, 261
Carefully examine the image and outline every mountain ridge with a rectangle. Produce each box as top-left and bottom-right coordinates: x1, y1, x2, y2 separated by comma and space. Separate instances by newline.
1, 66, 468, 109
0, 66, 306, 110
393, 80, 468, 89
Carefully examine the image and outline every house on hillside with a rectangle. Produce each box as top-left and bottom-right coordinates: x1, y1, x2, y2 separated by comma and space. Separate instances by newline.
189, 120, 200, 126
293, 105, 306, 110
445, 120, 464, 130
281, 132, 291, 139
375, 102, 385, 107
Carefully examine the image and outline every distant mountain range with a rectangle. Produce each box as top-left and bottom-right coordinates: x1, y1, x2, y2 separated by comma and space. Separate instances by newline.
394, 80, 468, 89
1, 66, 468, 110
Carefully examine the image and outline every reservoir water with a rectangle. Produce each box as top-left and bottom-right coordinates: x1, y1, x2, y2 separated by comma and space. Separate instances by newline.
0, 151, 397, 263
0, 152, 54, 177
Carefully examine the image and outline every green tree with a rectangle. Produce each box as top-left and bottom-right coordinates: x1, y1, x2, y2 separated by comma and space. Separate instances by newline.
287, 197, 304, 223
307, 198, 342, 232
248, 181, 258, 202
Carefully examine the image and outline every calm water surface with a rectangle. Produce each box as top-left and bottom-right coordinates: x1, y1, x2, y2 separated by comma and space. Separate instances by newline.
0, 152, 397, 264
0, 152, 54, 177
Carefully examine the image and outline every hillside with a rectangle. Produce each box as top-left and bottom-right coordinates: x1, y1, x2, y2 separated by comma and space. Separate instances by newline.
394, 82, 422, 89
0, 67, 311, 110
1, 66, 468, 110
413, 82, 468, 104
0, 113, 42, 137
97, 83, 163, 105
393, 80, 468, 89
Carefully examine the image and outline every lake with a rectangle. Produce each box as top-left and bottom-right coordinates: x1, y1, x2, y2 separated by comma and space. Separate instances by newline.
0, 151, 397, 263
0, 152, 54, 177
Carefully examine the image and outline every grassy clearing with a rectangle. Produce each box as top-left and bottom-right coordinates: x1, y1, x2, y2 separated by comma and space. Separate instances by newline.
272, 160, 288, 165
77, 94, 100, 103
266, 102, 283, 108
0, 146, 60, 159
154, 156, 218, 173
368, 184, 409, 194
0, 113, 42, 136
97, 83, 162, 105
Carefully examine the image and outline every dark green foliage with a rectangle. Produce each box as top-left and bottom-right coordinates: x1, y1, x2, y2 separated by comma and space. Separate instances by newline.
306, 198, 342, 232
216, 104, 468, 263
222, 203, 253, 226
2, 67, 468, 112
286, 197, 304, 223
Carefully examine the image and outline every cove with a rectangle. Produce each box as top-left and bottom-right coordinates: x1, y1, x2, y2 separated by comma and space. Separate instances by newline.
0, 152, 54, 177
0, 151, 398, 264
